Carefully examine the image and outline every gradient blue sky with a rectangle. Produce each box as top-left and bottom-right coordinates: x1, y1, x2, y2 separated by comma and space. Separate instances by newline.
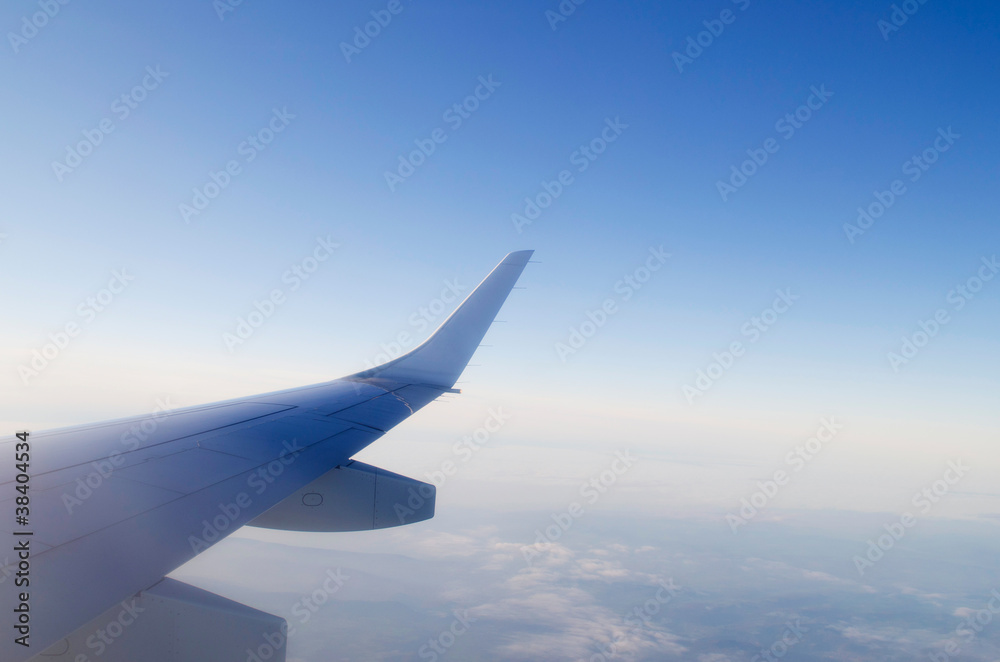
5, 2, 1000, 660
2, 0, 999, 515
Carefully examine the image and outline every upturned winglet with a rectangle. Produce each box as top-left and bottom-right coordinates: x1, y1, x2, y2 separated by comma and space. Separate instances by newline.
350, 250, 533, 388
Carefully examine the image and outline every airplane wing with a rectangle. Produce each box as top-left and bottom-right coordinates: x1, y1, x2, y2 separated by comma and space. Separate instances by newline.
1, 250, 533, 662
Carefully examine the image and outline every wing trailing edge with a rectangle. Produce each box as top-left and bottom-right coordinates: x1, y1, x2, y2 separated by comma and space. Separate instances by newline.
30, 578, 287, 662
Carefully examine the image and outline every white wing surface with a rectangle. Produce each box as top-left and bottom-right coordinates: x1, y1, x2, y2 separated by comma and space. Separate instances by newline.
1, 250, 533, 662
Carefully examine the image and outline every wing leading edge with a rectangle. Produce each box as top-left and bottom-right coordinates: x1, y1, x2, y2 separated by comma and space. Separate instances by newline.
3, 251, 533, 662
349, 249, 534, 388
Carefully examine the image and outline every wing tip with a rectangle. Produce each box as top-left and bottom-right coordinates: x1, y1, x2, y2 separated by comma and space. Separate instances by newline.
503, 249, 534, 265
347, 250, 534, 387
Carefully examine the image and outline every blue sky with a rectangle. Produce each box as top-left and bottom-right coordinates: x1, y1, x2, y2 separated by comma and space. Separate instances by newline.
0, 0, 1000, 608
3, 0, 998, 504
3, 1, 1000, 659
